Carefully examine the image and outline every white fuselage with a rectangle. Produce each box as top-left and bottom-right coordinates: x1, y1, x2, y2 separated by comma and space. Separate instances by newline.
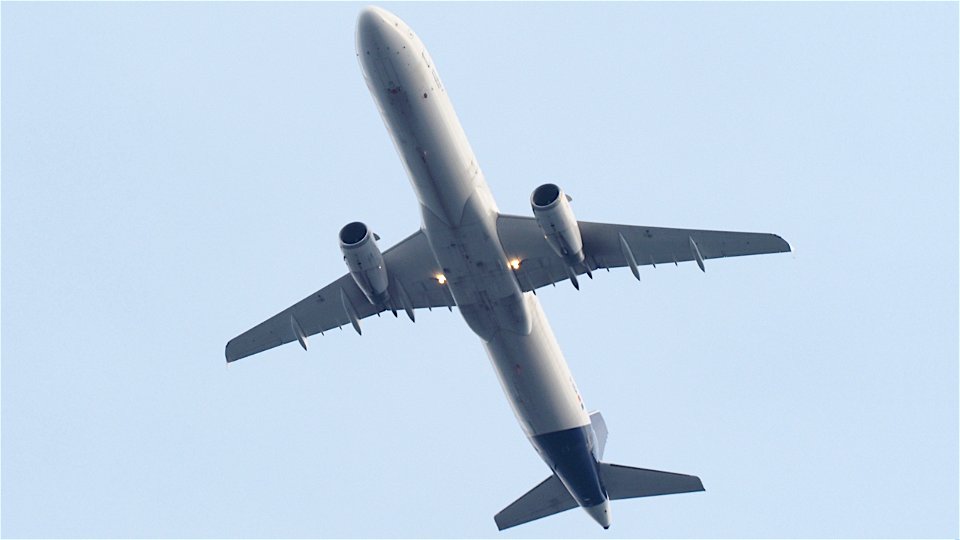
356, 7, 610, 524
356, 8, 589, 439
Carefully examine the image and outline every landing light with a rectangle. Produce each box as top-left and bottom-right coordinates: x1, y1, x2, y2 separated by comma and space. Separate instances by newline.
508, 258, 521, 270
435, 273, 447, 285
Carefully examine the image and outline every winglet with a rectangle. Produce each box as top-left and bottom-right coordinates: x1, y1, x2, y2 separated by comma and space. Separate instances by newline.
776, 234, 793, 254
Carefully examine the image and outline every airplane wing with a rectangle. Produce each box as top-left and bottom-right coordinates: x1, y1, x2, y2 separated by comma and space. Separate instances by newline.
497, 214, 791, 292
225, 229, 454, 363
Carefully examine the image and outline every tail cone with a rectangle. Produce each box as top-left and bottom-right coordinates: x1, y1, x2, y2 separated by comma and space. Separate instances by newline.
584, 500, 611, 529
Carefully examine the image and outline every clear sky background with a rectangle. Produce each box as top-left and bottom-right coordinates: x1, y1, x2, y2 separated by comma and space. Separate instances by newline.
2, 2, 957, 538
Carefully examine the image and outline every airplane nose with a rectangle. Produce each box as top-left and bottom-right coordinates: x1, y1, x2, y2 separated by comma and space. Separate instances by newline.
356, 6, 396, 52
357, 6, 387, 32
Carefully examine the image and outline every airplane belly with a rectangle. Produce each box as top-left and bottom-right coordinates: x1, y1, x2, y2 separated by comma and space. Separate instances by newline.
483, 293, 591, 437
420, 203, 531, 339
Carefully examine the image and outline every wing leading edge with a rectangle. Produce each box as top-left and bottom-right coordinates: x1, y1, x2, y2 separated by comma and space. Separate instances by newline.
497, 214, 790, 292
225, 229, 454, 363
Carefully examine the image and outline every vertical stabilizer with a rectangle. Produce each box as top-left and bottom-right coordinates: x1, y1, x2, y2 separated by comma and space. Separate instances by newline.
589, 411, 608, 460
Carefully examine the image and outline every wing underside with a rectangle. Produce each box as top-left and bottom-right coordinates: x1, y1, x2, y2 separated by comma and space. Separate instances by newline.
227, 216, 790, 362
225, 229, 454, 362
497, 214, 791, 292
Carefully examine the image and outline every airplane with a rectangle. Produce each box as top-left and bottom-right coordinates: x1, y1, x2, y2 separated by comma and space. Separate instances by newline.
226, 6, 791, 531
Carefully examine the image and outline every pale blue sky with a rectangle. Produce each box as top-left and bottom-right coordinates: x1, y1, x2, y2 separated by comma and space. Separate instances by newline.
2, 2, 957, 538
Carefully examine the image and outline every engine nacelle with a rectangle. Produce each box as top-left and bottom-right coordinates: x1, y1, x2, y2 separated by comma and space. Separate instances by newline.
531, 183, 585, 266
339, 221, 390, 305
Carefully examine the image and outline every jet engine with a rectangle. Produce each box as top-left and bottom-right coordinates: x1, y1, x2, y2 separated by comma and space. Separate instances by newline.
531, 183, 585, 266
339, 221, 390, 305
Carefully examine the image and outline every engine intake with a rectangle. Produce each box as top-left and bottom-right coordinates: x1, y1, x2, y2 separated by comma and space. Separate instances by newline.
531, 183, 585, 266
339, 221, 390, 305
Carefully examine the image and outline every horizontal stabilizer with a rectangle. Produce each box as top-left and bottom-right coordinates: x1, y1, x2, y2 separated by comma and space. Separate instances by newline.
494, 474, 577, 531
598, 463, 704, 500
